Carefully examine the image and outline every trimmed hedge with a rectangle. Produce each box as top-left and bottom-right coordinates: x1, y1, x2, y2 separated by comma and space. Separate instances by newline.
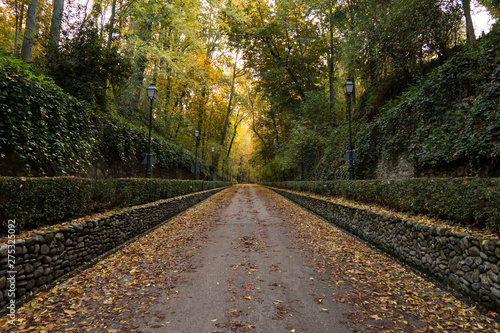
263, 178, 500, 230
0, 177, 230, 233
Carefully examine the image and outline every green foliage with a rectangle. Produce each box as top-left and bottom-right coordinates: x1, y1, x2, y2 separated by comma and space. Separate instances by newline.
46, 19, 132, 112
265, 178, 500, 231
355, 24, 500, 177
0, 53, 211, 176
344, 0, 463, 111
0, 55, 95, 175
95, 114, 211, 176
0, 177, 229, 233
479, 0, 500, 19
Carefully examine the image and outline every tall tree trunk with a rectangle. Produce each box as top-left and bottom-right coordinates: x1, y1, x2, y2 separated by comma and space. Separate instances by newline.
132, 23, 151, 111
328, 0, 335, 117
462, 0, 476, 46
47, 0, 64, 63
219, 54, 238, 149
226, 112, 243, 159
14, 2, 24, 57
21, 0, 38, 62
107, 0, 117, 49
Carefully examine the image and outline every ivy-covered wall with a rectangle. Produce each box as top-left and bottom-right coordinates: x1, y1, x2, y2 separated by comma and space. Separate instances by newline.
0, 55, 211, 179
263, 178, 500, 231
354, 26, 500, 179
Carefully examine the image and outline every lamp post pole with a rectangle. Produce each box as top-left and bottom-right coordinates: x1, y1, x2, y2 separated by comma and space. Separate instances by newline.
194, 129, 200, 180
145, 84, 157, 179
347, 94, 354, 180
343, 78, 355, 180
211, 147, 215, 181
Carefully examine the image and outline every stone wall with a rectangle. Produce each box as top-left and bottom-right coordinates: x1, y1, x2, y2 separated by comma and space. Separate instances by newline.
375, 157, 416, 179
0, 187, 224, 313
271, 187, 500, 312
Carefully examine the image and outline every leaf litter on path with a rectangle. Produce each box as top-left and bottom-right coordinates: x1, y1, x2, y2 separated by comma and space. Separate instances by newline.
264, 188, 500, 332
0, 187, 237, 332
2, 184, 499, 332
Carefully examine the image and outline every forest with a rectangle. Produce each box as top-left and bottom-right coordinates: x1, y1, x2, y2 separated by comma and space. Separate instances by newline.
0, 0, 499, 181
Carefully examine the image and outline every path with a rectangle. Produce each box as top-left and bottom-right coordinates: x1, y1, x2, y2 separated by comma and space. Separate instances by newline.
137, 184, 349, 332
2, 185, 499, 332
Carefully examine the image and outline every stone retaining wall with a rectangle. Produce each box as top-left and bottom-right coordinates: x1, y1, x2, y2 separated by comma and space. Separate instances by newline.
271, 187, 500, 312
0, 187, 224, 313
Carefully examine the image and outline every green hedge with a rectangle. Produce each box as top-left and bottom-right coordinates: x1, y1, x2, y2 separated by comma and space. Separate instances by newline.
0, 177, 230, 233
263, 178, 500, 230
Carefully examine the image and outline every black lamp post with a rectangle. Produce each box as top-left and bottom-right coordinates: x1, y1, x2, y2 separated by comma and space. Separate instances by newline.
145, 83, 157, 178
343, 78, 355, 180
194, 129, 200, 180
211, 147, 215, 181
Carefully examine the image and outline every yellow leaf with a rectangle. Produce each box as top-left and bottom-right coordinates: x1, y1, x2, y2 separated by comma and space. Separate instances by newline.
63, 309, 77, 316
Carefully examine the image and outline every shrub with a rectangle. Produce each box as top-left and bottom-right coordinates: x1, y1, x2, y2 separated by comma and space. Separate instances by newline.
264, 178, 500, 230
0, 177, 229, 234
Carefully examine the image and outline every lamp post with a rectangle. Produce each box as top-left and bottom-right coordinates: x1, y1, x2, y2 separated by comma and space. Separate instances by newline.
211, 147, 215, 181
145, 83, 157, 178
194, 129, 200, 180
343, 78, 355, 180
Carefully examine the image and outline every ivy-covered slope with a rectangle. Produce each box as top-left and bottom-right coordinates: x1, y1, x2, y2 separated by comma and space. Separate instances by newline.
0, 54, 207, 177
355, 24, 500, 178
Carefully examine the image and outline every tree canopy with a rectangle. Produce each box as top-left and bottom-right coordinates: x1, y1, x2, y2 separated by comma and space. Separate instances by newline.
0, 0, 498, 180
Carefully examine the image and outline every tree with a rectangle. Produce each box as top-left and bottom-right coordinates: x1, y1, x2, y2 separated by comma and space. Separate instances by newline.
343, 0, 463, 113
20, 0, 37, 61
47, 18, 131, 111
106, 0, 117, 49
219, 54, 244, 157
461, 0, 476, 46
46, 0, 64, 65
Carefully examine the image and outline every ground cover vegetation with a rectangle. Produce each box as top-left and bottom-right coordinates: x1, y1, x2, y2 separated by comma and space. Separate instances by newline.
0, 0, 498, 181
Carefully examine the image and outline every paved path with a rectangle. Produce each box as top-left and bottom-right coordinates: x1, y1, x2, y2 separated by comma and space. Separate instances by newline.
3, 184, 499, 332
137, 184, 350, 332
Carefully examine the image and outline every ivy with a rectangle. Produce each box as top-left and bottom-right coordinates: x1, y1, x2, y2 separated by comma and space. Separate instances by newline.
265, 178, 500, 231
0, 55, 95, 175
0, 54, 210, 177
355, 24, 500, 177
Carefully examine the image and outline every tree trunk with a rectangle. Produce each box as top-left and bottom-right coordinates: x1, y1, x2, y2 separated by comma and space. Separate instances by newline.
47, 0, 64, 63
226, 112, 243, 159
132, 23, 151, 111
14, 1, 24, 57
328, 0, 335, 118
21, 0, 38, 62
219, 55, 238, 148
107, 0, 117, 49
462, 0, 476, 46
